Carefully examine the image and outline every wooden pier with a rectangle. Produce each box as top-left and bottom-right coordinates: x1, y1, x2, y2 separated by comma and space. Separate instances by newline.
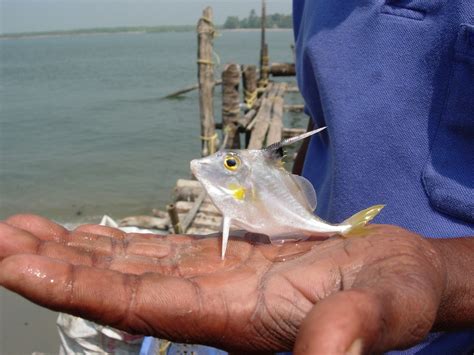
120, 5, 305, 234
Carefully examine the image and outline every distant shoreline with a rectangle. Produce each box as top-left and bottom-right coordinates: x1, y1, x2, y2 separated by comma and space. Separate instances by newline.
0, 31, 148, 40
222, 28, 292, 32
0, 25, 195, 40
0, 26, 292, 40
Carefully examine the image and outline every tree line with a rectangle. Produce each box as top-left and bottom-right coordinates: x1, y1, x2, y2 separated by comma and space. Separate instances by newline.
223, 10, 292, 29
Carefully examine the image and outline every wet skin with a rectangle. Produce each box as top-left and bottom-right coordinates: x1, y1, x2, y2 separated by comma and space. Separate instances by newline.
0, 215, 473, 354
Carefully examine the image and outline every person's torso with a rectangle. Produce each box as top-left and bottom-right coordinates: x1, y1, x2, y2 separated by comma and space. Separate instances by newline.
294, 0, 474, 238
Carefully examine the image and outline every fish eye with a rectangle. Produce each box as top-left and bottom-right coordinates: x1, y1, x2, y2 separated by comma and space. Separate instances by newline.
224, 154, 240, 171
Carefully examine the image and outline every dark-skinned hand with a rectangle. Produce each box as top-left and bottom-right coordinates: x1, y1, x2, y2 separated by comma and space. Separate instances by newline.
0, 214, 473, 354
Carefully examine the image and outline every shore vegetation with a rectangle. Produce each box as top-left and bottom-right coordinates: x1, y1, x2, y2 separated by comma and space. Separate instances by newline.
223, 10, 292, 29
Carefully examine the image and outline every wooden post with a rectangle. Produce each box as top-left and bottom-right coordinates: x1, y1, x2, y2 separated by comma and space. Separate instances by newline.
197, 7, 217, 156
222, 63, 241, 149
242, 65, 258, 110
261, 0, 266, 58
259, 44, 270, 88
167, 204, 183, 234
258, 0, 269, 88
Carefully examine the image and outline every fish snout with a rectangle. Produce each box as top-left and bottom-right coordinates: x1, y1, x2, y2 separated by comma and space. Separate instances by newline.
190, 159, 199, 174
191, 157, 213, 177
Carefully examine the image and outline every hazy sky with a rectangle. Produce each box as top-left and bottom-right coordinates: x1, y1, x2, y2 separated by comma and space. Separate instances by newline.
1, 0, 292, 34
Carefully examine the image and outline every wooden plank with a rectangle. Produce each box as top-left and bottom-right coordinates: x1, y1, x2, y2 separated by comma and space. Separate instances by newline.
276, 82, 288, 97
241, 107, 258, 127
119, 216, 169, 230
247, 97, 272, 149
267, 96, 284, 145
189, 213, 222, 230
175, 201, 221, 216
176, 179, 202, 188
286, 85, 300, 93
266, 82, 280, 99
174, 179, 203, 201
162, 80, 222, 99
284, 104, 304, 113
270, 63, 296, 76
181, 191, 207, 232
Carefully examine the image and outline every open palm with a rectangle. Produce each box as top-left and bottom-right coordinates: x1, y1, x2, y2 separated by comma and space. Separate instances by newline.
0, 214, 445, 354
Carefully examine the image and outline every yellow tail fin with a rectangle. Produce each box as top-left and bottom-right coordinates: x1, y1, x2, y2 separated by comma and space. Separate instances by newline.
342, 205, 385, 236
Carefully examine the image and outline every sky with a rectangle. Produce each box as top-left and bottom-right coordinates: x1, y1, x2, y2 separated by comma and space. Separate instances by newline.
0, 0, 292, 34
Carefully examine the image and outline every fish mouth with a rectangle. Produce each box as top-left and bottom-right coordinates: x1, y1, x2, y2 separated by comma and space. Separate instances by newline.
190, 159, 199, 175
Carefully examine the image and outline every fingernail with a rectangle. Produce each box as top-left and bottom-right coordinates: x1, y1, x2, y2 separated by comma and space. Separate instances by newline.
346, 338, 363, 355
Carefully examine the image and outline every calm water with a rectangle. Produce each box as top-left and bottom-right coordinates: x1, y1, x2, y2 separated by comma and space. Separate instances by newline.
0, 30, 302, 225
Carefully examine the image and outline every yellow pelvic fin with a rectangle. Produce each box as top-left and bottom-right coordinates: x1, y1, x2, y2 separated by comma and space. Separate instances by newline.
342, 205, 385, 236
227, 184, 246, 201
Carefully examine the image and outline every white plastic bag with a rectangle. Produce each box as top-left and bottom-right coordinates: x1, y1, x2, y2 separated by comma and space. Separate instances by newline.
57, 215, 157, 355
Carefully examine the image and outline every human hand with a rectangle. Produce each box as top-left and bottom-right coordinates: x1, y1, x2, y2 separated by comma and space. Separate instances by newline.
0, 215, 471, 354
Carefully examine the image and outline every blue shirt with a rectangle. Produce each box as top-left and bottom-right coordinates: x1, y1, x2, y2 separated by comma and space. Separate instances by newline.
293, 0, 473, 353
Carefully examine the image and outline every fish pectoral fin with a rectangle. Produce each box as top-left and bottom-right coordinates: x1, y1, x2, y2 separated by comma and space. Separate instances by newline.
221, 216, 232, 260
341, 205, 385, 235
291, 174, 317, 211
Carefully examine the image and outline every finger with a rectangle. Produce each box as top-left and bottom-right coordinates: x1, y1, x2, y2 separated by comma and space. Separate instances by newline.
5, 214, 68, 241
74, 225, 199, 244
294, 281, 440, 354
6, 214, 128, 243
0, 254, 200, 338
75, 224, 126, 240
293, 290, 384, 355
3, 215, 121, 254
0, 222, 175, 274
4, 214, 195, 258
0, 222, 40, 259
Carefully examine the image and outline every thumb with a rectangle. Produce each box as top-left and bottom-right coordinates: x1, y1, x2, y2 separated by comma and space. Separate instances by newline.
293, 288, 435, 354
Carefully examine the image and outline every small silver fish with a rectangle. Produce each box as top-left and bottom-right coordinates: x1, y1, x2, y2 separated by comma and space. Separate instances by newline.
190, 128, 384, 259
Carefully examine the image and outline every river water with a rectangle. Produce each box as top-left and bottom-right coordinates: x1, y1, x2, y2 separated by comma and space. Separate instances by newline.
1, 29, 302, 225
